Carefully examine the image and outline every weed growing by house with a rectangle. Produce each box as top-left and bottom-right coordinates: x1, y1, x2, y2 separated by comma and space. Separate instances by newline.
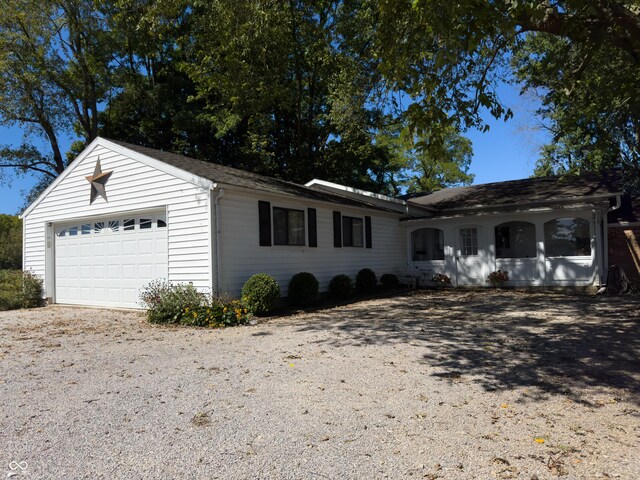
241, 273, 280, 315
356, 268, 377, 294
328, 274, 354, 299
0, 270, 43, 311
288, 272, 319, 307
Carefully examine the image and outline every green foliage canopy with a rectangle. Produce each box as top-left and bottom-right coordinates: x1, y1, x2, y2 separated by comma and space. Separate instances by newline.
0, 214, 22, 269
373, 0, 640, 189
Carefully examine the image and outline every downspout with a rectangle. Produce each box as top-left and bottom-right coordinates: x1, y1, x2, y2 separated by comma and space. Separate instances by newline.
602, 194, 622, 285
608, 194, 622, 214
214, 187, 225, 296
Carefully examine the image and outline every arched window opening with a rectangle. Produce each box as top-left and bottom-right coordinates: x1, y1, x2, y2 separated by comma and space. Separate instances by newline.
544, 218, 591, 257
412, 228, 444, 261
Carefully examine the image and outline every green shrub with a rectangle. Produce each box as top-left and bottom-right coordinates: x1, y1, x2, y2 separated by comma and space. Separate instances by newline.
21, 271, 43, 308
241, 273, 280, 315
0, 270, 43, 311
355, 268, 377, 294
288, 272, 319, 307
380, 273, 399, 287
328, 274, 354, 298
139, 280, 205, 324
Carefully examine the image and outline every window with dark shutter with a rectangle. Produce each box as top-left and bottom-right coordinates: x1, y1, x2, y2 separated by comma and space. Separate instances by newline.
308, 208, 317, 247
342, 216, 363, 247
258, 201, 272, 246
273, 207, 305, 246
333, 211, 342, 247
365, 216, 372, 248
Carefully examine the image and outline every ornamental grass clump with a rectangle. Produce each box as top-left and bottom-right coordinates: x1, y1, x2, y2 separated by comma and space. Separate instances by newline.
487, 269, 509, 287
241, 273, 280, 315
288, 272, 319, 307
355, 268, 377, 294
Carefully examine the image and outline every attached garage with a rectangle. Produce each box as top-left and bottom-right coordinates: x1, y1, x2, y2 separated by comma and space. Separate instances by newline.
21, 137, 215, 309
54, 212, 168, 308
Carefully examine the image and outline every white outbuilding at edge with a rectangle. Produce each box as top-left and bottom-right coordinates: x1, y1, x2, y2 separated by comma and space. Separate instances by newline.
21, 137, 623, 308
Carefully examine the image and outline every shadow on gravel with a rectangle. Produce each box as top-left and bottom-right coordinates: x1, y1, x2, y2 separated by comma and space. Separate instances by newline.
292, 290, 640, 405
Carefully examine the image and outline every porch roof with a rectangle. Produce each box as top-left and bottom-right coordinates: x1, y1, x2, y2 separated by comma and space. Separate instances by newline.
405, 170, 623, 216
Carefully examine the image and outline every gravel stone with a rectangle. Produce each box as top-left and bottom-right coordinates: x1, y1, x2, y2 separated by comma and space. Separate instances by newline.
1, 290, 638, 479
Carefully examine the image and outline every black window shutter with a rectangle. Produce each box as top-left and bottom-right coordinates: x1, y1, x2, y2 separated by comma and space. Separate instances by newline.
308, 208, 317, 247
258, 201, 272, 246
365, 216, 372, 248
333, 211, 342, 247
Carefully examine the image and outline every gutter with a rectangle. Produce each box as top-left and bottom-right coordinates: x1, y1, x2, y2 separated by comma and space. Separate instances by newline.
213, 186, 225, 296
403, 192, 623, 221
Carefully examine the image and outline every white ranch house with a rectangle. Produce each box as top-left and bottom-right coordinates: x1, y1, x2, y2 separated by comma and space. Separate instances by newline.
21, 137, 623, 308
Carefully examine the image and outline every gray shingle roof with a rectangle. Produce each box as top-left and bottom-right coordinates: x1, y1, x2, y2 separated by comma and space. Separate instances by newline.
407, 171, 624, 214
107, 139, 401, 214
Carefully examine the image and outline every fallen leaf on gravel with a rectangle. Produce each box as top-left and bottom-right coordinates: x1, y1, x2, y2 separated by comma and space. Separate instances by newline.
547, 454, 568, 476
535, 438, 546, 444
501, 404, 509, 408
288, 363, 295, 367
191, 412, 211, 427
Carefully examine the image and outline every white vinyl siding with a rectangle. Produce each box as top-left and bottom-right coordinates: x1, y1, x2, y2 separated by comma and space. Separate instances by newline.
407, 208, 603, 287
23, 143, 212, 305
218, 190, 406, 296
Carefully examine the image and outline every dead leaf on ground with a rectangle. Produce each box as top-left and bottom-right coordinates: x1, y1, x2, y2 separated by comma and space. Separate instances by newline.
191, 412, 211, 427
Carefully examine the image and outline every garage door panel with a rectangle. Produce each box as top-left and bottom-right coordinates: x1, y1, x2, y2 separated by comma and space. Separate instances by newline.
55, 212, 168, 308
108, 242, 119, 256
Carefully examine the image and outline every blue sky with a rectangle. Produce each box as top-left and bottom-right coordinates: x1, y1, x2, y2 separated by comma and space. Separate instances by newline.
0, 82, 548, 215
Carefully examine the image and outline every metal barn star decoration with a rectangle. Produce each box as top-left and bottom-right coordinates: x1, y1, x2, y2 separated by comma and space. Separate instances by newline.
85, 157, 113, 204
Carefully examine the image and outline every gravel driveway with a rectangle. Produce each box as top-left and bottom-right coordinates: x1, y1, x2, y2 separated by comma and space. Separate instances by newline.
1, 291, 639, 479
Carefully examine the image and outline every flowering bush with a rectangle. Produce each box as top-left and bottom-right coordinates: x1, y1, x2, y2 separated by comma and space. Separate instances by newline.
487, 269, 509, 287
139, 280, 251, 327
432, 272, 452, 287
178, 299, 251, 328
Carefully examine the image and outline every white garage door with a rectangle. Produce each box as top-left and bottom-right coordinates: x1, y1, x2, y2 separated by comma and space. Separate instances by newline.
54, 212, 168, 308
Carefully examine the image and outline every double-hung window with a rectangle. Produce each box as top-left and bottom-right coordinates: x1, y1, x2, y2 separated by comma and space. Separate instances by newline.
342, 216, 364, 247
273, 207, 305, 246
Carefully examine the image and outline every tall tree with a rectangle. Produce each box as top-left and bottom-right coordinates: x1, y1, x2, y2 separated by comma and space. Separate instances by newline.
513, 33, 640, 192
372, 1, 640, 182
172, 0, 397, 190
0, 0, 112, 190
377, 123, 474, 194
0, 214, 22, 269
